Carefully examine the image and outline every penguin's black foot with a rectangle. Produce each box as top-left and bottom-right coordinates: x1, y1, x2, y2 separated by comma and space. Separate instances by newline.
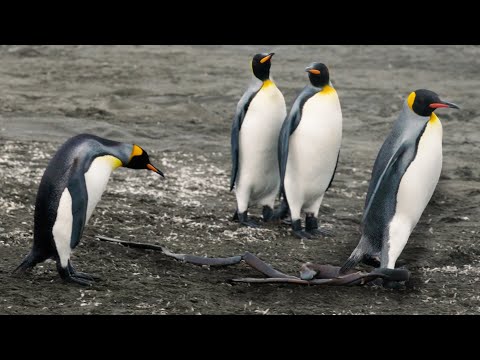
74, 272, 101, 282
291, 220, 312, 239
369, 278, 384, 287
292, 230, 313, 239
232, 210, 239, 222
306, 228, 334, 237
382, 280, 404, 290
363, 254, 381, 268
241, 220, 259, 228
57, 261, 95, 286
305, 215, 333, 237
68, 261, 101, 281
262, 206, 274, 222
270, 198, 290, 222
60, 274, 93, 286
67, 275, 94, 286
238, 211, 259, 228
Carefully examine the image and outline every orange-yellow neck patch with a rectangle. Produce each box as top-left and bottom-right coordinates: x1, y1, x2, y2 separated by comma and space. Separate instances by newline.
98, 155, 123, 170
429, 112, 440, 125
262, 79, 274, 89
407, 92, 416, 110
110, 156, 123, 169
129, 144, 143, 162
317, 85, 336, 96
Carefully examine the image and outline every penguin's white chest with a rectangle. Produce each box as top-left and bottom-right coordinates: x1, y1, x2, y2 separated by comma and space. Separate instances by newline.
393, 118, 443, 229
84, 155, 122, 223
51, 155, 121, 268
286, 90, 343, 197
240, 83, 286, 153
238, 82, 286, 199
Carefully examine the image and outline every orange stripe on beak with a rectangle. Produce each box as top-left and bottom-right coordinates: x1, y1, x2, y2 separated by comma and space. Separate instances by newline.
147, 164, 165, 177
260, 54, 273, 64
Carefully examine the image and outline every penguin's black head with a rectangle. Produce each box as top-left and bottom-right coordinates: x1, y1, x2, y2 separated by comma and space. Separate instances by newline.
305, 62, 330, 88
252, 53, 274, 81
408, 89, 460, 117
126, 145, 164, 177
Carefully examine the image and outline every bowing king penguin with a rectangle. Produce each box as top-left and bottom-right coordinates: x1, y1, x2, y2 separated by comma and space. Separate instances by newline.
278, 63, 342, 239
230, 53, 287, 227
341, 89, 459, 275
15, 134, 164, 285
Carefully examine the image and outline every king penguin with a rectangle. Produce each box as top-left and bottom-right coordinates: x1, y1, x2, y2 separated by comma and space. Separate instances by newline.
340, 89, 459, 279
278, 63, 342, 239
15, 134, 164, 285
230, 52, 287, 227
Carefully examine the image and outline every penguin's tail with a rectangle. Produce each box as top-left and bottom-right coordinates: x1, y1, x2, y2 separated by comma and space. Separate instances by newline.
340, 241, 366, 275
13, 251, 42, 274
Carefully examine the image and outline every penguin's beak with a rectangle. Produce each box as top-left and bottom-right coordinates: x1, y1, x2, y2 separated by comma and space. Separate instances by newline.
260, 53, 274, 64
429, 101, 460, 110
147, 163, 165, 177
305, 67, 321, 75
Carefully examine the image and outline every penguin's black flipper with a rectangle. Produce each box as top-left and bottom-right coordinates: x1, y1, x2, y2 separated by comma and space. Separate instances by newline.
230, 86, 261, 191
278, 86, 317, 190
362, 143, 408, 225
278, 108, 301, 190
325, 151, 340, 192
230, 110, 242, 191
67, 159, 88, 250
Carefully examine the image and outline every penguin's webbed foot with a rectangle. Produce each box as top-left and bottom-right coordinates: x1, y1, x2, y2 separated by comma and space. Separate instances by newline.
269, 199, 290, 222
73, 271, 101, 282
238, 211, 259, 228
382, 280, 404, 290
262, 206, 275, 222
232, 210, 239, 222
363, 254, 381, 268
291, 220, 312, 239
57, 261, 97, 286
68, 261, 101, 281
67, 275, 94, 286
306, 228, 334, 238
305, 215, 333, 237
241, 220, 260, 228
292, 230, 313, 239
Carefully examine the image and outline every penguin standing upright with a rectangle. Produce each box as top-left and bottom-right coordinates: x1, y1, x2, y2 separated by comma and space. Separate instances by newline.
341, 89, 459, 277
15, 134, 164, 285
278, 63, 342, 239
230, 53, 287, 227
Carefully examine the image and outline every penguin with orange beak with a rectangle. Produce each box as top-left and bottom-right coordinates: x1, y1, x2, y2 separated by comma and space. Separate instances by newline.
15, 134, 164, 285
230, 53, 287, 227
278, 63, 342, 239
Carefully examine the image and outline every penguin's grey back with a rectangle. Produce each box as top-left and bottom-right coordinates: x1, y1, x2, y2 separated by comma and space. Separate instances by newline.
361, 102, 431, 250
32, 134, 132, 254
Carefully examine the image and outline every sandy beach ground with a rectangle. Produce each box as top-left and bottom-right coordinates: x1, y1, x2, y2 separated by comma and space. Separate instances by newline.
0, 45, 479, 314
